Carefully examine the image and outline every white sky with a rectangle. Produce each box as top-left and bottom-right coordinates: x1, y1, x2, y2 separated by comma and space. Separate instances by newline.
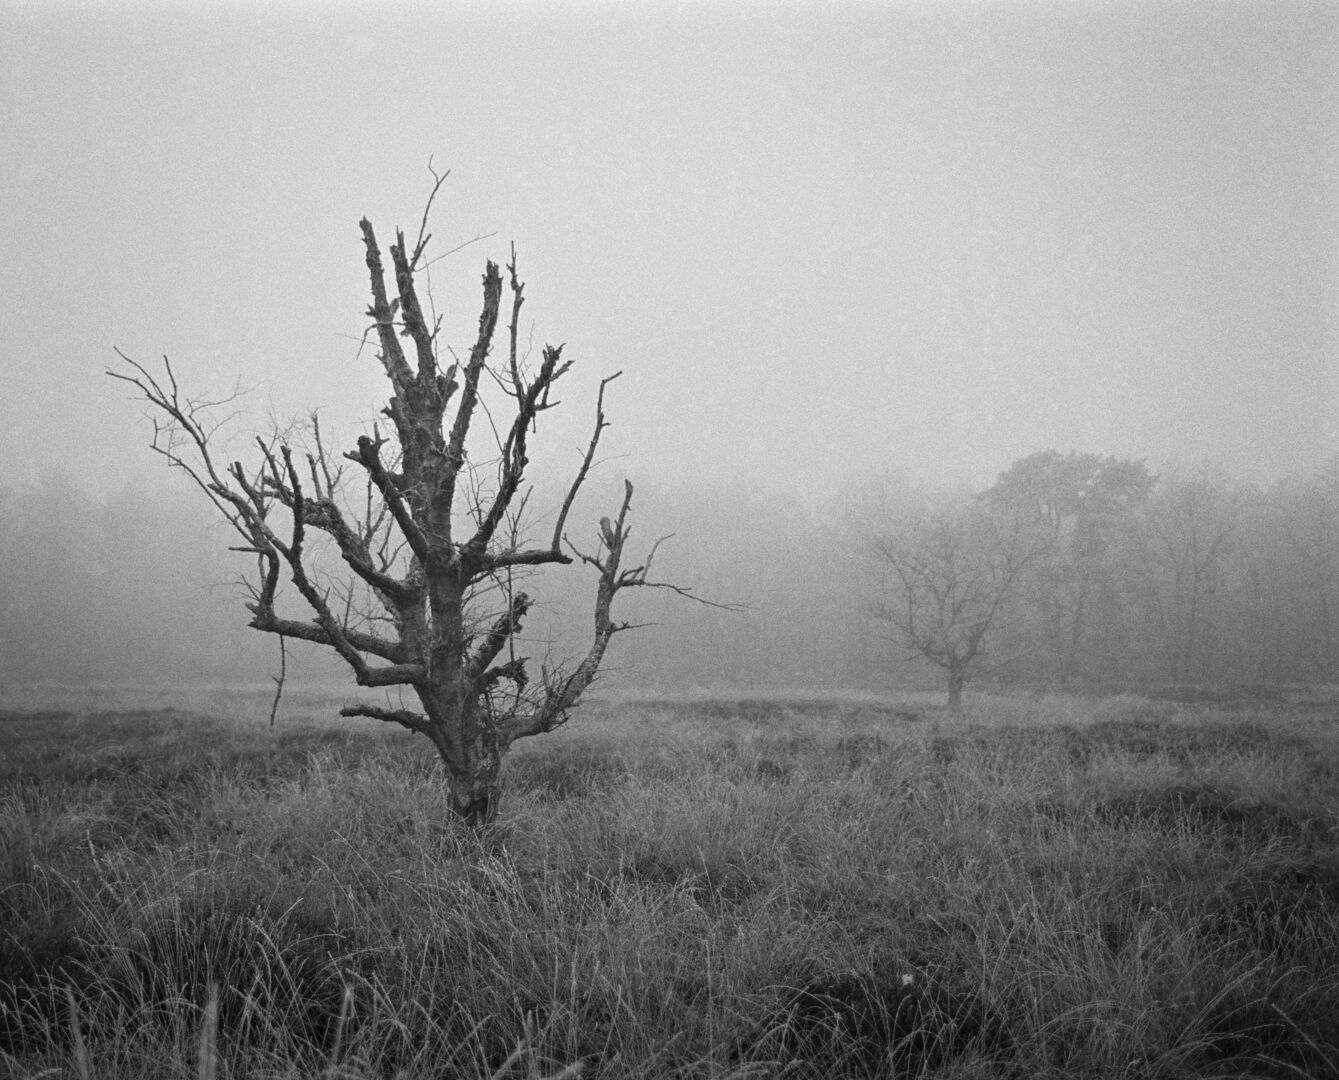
2, 0, 1335, 503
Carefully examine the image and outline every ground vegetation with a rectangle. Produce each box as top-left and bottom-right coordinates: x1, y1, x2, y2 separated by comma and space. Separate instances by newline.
2, 688, 1336, 1078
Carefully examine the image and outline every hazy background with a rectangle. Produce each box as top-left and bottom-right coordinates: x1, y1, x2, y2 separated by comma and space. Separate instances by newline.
1, 1, 1335, 700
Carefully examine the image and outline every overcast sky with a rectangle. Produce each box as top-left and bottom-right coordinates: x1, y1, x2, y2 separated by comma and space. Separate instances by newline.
2, 0, 1335, 506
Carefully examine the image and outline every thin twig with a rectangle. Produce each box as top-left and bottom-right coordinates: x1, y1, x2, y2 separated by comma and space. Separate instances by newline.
269, 635, 287, 727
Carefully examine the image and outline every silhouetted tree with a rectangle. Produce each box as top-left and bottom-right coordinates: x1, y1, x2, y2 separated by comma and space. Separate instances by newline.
871, 500, 1050, 714
983, 451, 1154, 685
1141, 464, 1236, 684
111, 176, 697, 825
1274, 464, 1339, 679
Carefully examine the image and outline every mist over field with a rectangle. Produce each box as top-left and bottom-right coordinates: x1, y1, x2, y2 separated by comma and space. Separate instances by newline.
1, 1, 1334, 706
2, 456, 1338, 706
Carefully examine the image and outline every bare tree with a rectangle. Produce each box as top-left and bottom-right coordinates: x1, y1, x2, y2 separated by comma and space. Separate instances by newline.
1141, 463, 1236, 685
1253, 466, 1339, 680
110, 177, 693, 826
982, 451, 1154, 686
871, 501, 1049, 715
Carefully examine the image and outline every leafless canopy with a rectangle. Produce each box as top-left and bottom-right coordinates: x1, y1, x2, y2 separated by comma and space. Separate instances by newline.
871, 502, 1051, 713
110, 175, 690, 824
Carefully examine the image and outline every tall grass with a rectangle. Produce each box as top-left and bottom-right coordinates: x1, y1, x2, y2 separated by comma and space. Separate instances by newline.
1, 691, 1336, 1077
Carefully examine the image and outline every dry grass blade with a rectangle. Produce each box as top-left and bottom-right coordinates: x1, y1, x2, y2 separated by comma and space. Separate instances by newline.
65, 987, 89, 1080
196, 986, 219, 1080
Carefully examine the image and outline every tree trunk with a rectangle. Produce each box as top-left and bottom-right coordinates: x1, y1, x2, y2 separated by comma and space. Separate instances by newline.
946, 663, 965, 717
442, 735, 504, 827
449, 766, 502, 827
1064, 572, 1090, 687
417, 681, 506, 827
1183, 574, 1200, 684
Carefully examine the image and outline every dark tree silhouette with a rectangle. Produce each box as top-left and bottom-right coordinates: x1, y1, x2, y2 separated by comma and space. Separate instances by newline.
1142, 464, 1237, 685
871, 501, 1050, 714
983, 451, 1154, 685
111, 176, 699, 825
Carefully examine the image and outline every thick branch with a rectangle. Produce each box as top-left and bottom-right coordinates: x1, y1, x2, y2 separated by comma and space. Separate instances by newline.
245, 608, 419, 669
506, 244, 524, 390
390, 229, 441, 384
346, 432, 431, 564
443, 262, 504, 503
479, 657, 528, 692
339, 704, 430, 735
472, 546, 575, 573
467, 591, 532, 683
359, 219, 414, 394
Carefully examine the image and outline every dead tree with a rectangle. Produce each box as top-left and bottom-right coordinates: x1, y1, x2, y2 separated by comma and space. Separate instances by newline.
111, 181, 688, 826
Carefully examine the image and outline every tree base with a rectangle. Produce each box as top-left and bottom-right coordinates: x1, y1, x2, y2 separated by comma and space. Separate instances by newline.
454, 789, 500, 828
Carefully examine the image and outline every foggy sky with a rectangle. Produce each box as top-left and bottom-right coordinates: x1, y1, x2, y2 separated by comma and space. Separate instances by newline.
2, 1, 1335, 503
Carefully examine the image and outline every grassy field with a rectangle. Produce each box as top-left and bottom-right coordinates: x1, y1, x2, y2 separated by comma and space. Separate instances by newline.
1, 688, 1337, 1079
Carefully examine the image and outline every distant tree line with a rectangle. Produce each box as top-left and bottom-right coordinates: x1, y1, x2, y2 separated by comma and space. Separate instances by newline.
2, 454, 1337, 696
0, 472, 271, 686
866, 451, 1339, 699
